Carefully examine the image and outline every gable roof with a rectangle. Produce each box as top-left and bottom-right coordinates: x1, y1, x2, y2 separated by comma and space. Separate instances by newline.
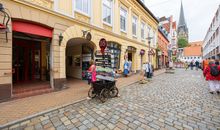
137, 0, 159, 23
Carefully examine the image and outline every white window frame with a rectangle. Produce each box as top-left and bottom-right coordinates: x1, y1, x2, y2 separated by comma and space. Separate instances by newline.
75, 0, 91, 17
102, 0, 113, 26
132, 15, 138, 37
54, 0, 74, 18
120, 6, 128, 33
141, 22, 145, 40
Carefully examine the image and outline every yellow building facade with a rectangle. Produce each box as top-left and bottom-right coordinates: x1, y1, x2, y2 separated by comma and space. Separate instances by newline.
0, 0, 158, 100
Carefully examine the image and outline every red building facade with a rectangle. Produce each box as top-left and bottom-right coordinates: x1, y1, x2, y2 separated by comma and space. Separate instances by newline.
157, 28, 169, 68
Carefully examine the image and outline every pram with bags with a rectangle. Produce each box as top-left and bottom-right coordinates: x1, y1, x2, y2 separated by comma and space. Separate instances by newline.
88, 67, 119, 103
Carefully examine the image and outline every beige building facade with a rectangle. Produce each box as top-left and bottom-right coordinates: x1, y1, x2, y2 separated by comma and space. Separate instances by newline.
0, 0, 158, 100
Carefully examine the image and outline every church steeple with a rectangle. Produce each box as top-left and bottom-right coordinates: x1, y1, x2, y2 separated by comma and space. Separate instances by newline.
178, 1, 187, 27
177, 1, 188, 41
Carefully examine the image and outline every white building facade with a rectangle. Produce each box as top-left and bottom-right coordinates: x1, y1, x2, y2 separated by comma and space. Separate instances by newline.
180, 56, 202, 63
203, 5, 220, 60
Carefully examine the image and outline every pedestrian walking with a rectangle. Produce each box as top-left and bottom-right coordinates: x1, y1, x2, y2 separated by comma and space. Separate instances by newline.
140, 62, 147, 82
148, 62, 153, 78
128, 60, 132, 73
87, 60, 97, 84
123, 60, 129, 77
195, 61, 199, 71
184, 62, 188, 71
190, 61, 194, 70
215, 60, 220, 94
203, 60, 220, 94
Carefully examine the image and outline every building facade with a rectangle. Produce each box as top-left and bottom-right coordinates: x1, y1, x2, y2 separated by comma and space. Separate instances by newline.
0, 0, 158, 100
203, 5, 220, 60
180, 41, 203, 63
159, 16, 177, 61
157, 26, 169, 68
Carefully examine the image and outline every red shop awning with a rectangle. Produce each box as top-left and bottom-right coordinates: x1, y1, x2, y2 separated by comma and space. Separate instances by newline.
12, 21, 53, 38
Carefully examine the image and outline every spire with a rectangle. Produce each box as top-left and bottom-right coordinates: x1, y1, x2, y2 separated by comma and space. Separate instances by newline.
178, 1, 187, 27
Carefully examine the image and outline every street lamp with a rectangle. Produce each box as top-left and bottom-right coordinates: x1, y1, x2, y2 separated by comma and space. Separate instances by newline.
146, 36, 153, 63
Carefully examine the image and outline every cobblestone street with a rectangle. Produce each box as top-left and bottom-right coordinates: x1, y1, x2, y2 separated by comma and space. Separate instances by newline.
2, 69, 220, 130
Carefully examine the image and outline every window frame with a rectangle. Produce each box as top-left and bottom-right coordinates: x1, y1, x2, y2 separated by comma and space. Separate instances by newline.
132, 15, 138, 37
102, 0, 113, 26
75, 0, 91, 17
120, 6, 128, 33
141, 21, 145, 40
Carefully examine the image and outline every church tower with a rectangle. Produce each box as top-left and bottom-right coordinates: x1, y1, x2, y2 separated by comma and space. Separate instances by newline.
177, 1, 188, 41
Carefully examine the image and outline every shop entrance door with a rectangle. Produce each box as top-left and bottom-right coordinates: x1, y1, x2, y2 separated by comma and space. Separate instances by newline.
13, 40, 41, 83
128, 53, 132, 61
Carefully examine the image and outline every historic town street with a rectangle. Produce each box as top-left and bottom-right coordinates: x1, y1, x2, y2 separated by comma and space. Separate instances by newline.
3, 69, 220, 130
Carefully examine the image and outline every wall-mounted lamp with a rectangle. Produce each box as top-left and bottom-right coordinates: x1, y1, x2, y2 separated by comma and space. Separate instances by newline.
0, 3, 4, 11
59, 33, 63, 46
0, 3, 10, 43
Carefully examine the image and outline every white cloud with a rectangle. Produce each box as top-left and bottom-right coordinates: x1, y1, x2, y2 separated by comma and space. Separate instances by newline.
145, 0, 220, 42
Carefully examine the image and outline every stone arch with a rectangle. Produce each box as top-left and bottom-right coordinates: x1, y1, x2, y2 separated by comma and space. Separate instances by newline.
60, 26, 97, 79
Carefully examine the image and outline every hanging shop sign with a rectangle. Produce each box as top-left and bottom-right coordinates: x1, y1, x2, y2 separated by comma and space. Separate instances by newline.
99, 38, 107, 55
148, 49, 155, 56
140, 49, 145, 55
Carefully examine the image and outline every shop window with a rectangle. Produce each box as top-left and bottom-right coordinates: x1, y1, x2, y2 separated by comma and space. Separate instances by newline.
103, 0, 113, 25
107, 42, 121, 69
120, 7, 127, 32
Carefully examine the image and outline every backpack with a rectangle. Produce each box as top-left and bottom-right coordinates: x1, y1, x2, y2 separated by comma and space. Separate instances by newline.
210, 65, 220, 77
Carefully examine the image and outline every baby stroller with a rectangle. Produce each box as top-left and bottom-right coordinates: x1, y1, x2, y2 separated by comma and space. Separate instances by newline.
88, 80, 118, 102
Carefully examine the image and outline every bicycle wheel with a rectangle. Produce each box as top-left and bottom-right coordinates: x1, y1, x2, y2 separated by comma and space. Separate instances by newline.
109, 86, 119, 98
99, 88, 109, 103
88, 87, 96, 98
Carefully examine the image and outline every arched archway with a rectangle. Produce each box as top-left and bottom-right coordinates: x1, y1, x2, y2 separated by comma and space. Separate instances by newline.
65, 37, 96, 80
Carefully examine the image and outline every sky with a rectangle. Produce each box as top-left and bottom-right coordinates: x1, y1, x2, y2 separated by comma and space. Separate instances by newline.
144, 0, 220, 42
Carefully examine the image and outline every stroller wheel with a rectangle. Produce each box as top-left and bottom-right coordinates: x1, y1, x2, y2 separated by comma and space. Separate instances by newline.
100, 88, 108, 103
109, 86, 119, 98
88, 87, 96, 98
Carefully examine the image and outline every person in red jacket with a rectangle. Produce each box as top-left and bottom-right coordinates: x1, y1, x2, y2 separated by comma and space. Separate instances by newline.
203, 60, 220, 94
215, 60, 220, 94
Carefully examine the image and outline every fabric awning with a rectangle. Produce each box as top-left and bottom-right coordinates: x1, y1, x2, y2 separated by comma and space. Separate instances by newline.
12, 21, 53, 38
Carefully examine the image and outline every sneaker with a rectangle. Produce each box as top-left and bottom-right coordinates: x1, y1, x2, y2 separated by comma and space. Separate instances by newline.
87, 97, 91, 100
217, 91, 220, 94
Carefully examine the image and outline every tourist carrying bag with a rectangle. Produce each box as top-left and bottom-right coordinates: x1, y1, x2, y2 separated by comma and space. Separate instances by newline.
210, 65, 220, 77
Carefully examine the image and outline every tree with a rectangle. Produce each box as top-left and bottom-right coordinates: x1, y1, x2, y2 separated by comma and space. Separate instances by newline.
178, 38, 188, 48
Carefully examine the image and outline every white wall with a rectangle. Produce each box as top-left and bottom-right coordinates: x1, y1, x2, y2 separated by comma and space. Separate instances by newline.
180, 56, 202, 63
66, 45, 82, 79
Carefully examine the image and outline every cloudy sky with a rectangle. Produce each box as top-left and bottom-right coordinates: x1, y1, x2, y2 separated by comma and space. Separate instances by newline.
145, 0, 220, 42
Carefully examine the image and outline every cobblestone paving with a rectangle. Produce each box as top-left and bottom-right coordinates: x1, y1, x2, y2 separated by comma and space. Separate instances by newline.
2, 69, 220, 130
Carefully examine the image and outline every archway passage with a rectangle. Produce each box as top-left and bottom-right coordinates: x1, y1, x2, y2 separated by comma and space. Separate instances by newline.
66, 38, 96, 80
12, 21, 53, 98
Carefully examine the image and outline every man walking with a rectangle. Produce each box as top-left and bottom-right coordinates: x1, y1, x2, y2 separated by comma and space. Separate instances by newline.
190, 61, 194, 70
195, 61, 199, 71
